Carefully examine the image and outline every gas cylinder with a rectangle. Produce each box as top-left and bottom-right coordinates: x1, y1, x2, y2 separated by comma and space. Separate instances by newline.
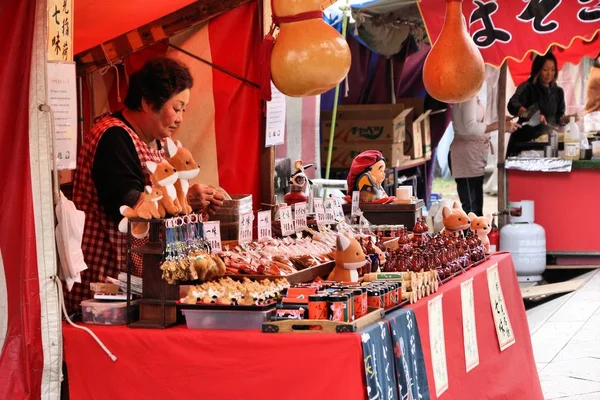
500, 201, 546, 282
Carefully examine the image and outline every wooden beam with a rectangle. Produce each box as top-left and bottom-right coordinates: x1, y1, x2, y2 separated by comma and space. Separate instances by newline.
260, 0, 275, 210
546, 264, 600, 270
521, 279, 584, 299
497, 62, 508, 227
75, 0, 251, 75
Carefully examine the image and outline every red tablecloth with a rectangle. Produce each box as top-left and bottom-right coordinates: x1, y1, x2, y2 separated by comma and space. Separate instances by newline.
508, 169, 599, 253
63, 253, 541, 400
409, 253, 543, 400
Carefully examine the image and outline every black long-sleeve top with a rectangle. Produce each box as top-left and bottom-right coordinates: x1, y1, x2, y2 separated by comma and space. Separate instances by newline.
507, 80, 566, 125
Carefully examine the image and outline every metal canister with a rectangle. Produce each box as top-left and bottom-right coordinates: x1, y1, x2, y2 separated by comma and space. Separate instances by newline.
328, 294, 349, 322
308, 294, 329, 320
341, 290, 355, 322
352, 288, 363, 319
367, 289, 383, 309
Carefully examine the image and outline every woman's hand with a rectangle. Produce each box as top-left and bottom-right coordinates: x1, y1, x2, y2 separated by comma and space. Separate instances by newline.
187, 183, 225, 215
518, 106, 528, 117
506, 119, 521, 133
540, 115, 548, 125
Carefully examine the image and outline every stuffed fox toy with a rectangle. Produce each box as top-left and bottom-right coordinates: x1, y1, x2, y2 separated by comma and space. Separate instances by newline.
118, 186, 163, 238
441, 202, 471, 237
146, 159, 180, 217
164, 137, 200, 215
468, 213, 492, 253
327, 233, 368, 282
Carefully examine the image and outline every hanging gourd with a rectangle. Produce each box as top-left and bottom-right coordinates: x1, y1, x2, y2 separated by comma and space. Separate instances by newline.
423, 0, 485, 104
260, 0, 351, 100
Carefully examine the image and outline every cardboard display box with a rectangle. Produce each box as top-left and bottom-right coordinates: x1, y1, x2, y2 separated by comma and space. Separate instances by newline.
322, 142, 407, 169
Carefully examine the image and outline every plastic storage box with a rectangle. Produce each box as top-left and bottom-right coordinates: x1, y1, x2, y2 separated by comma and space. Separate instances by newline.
81, 299, 137, 325
182, 308, 275, 330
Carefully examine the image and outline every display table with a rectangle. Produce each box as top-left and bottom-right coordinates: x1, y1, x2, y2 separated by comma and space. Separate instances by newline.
63, 253, 542, 400
508, 163, 600, 255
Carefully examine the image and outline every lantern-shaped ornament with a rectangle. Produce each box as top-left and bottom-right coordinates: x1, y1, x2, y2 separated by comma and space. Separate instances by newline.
260, 0, 351, 100
423, 0, 485, 104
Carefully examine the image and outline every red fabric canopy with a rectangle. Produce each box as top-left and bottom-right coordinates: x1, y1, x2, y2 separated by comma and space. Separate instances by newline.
74, 0, 197, 54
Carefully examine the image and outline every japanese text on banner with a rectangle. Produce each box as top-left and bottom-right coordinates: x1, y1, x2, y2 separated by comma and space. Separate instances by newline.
203, 221, 222, 252
428, 294, 448, 397
461, 278, 480, 372
48, 0, 73, 61
487, 264, 516, 351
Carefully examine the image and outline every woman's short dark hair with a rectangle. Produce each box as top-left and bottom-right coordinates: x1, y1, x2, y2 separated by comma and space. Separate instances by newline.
124, 57, 193, 111
529, 51, 558, 85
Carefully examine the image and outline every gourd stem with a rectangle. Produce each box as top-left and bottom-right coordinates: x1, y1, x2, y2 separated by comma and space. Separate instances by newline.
324, 0, 350, 186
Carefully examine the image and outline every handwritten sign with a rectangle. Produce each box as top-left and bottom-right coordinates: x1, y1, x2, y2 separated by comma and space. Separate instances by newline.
257, 210, 272, 242
487, 264, 516, 351
333, 197, 345, 222
294, 202, 308, 232
461, 278, 480, 372
279, 206, 295, 237
238, 212, 253, 245
47, 0, 73, 61
203, 221, 222, 252
47, 62, 77, 170
313, 198, 326, 227
351, 191, 361, 217
265, 81, 286, 147
324, 199, 336, 225
428, 294, 448, 397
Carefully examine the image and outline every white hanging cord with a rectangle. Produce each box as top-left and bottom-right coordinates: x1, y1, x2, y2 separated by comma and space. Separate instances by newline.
38, 104, 60, 205
52, 276, 118, 362
99, 43, 123, 103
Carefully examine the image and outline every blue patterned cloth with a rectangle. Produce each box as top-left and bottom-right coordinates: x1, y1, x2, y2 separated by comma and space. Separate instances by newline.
385, 308, 430, 400
360, 321, 399, 400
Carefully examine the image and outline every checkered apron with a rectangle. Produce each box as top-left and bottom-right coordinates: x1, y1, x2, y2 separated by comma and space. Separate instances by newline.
67, 115, 163, 312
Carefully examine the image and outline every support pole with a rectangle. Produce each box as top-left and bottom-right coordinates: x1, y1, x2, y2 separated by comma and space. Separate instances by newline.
497, 62, 508, 227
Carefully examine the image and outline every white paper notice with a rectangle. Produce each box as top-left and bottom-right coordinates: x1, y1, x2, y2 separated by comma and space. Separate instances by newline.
203, 221, 222, 252
313, 198, 326, 227
257, 210, 272, 242
428, 294, 448, 397
351, 191, 361, 217
47, 62, 77, 170
461, 278, 480, 372
279, 206, 295, 237
294, 202, 308, 232
238, 212, 254, 245
487, 263, 516, 351
265, 81, 286, 147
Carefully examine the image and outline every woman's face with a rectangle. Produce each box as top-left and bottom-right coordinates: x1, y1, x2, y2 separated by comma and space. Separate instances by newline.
539, 60, 556, 86
369, 160, 386, 185
144, 89, 191, 140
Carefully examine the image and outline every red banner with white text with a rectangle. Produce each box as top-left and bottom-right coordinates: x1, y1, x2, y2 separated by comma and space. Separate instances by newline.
418, 0, 600, 67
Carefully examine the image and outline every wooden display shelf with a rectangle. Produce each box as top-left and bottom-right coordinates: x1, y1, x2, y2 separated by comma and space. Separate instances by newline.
227, 261, 335, 285
262, 307, 384, 333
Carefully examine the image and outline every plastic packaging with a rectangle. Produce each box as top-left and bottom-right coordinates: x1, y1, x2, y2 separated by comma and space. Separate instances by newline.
182, 308, 275, 330
81, 299, 135, 325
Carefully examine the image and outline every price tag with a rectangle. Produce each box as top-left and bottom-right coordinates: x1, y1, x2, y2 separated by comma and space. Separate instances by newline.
351, 191, 361, 217
202, 221, 222, 252
238, 211, 254, 245
294, 202, 308, 232
324, 199, 336, 224
313, 198, 326, 227
257, 210, 272, 242
279, 206, 295, 236
333, 197, 345, 222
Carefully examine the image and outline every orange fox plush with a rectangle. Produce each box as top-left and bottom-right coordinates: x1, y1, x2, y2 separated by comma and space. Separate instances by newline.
164, 138, 200, 215
441, 202, 471, 237
468, 212, 492, 253
327, 233, 368, 282
118, 186, 163, 238
146, 159, 180, 217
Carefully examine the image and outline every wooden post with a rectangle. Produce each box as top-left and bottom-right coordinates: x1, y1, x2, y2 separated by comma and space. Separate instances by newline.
497, 62, 508, 228
260, 0, 275, 208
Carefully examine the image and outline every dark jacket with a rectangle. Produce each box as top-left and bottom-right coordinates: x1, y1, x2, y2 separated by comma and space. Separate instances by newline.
508, 80, 565, 125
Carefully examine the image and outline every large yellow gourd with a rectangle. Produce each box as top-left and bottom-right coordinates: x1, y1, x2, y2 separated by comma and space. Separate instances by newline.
423, 0, 485, 104
271, 0, 351, 97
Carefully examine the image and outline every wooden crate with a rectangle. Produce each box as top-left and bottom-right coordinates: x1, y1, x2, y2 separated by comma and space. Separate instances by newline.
262, 307, 384, 333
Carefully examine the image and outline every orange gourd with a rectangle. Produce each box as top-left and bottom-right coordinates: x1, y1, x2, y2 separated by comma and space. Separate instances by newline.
270, 0, 351, 97
423, 0, 485, 104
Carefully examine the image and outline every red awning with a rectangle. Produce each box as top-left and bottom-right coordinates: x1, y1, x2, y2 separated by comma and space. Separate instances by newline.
74, 0, 197, 54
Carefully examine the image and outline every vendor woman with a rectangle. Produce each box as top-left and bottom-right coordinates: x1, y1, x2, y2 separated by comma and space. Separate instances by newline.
506, 52, 568, 156
67, 57, 224, 312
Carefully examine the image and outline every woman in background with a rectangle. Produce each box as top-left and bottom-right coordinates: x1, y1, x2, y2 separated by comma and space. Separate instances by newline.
449, 96, 519, 216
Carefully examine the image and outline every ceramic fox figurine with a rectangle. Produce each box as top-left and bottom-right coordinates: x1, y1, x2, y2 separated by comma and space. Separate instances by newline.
327, 233, 368, 282
164, 137, 200, 215
441, 202, 471, 237
118, 186, 163, 238
468, 212, 492, 253
146, 159, 180, 217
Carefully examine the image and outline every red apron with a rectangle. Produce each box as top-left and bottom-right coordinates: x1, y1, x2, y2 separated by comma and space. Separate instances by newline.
67, 115, 163, 312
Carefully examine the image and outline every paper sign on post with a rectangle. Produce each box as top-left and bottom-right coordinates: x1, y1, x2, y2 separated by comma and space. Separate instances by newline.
203, 221, 222, 252
257, 210, 272, 242
238, 212, 254, 245
324, 199, 336, 225
351, 191, 361, 217
47, 62, 77, 170
265, 81, 286, 147
313, 198, 326, 227
294, 202, 308, 232
279, 206, 295, 237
